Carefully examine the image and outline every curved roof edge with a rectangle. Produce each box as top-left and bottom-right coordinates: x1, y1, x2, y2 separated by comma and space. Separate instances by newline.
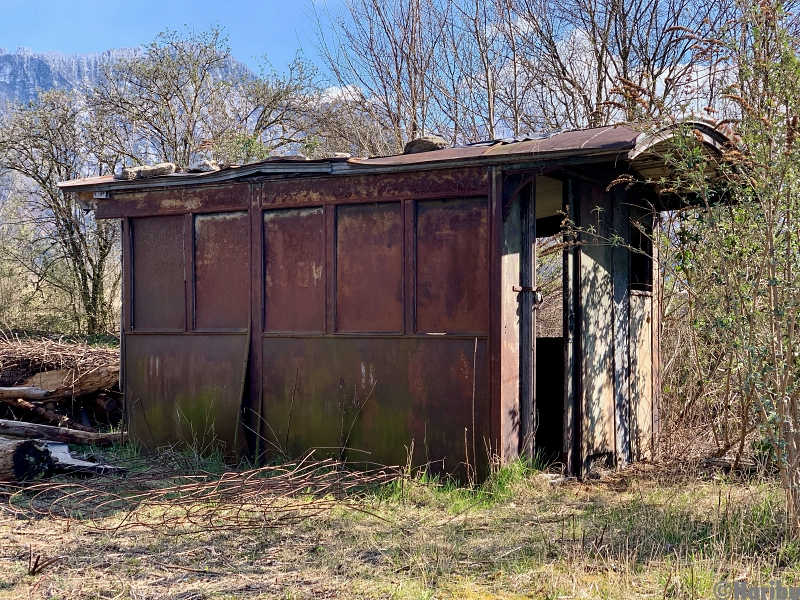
628, 115, 743, 161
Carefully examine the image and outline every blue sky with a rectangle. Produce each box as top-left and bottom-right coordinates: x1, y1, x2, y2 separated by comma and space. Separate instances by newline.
0, 0, 333, 71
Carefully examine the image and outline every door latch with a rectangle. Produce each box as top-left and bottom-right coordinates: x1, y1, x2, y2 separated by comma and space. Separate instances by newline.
513, 286, 544, 307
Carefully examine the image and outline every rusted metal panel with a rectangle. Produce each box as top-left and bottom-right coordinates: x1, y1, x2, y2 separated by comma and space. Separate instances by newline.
262, 168, 489, 207
260, 336, 489, 476
416, 198, 489, 333
579, 182, 616, 471
263, 208, 326, 332
630, 292, 653, 460
194, 212, 250, 330
336, 203, 403, 333
485, 126, 639, 156
131, 215, 185, 331
96, 183, 250, 219
248, 186, 265, 457
126, 333, 248, 453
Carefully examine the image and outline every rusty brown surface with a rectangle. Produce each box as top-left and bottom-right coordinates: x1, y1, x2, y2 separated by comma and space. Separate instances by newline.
415, 198, 489, 334
485, 126, 638, 156
194, 212, 250, 330
335, 203, 403, 333
262, 168, 489, 207
260, 336, 489, 476
499, 175, 521, 461
131, 215, 186, 331
126, 333, 248, 452
96, 183, 250, 219
263, 208, 326, 333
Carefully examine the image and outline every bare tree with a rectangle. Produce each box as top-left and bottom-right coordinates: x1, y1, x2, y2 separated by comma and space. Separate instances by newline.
92, 27, 241, 169
0, 90, 121, 334
513, 0, 729, 129
315, 0, 446, 153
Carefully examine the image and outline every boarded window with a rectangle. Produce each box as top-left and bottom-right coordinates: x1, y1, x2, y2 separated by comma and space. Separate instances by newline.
264, 208, 325, 332
416, 198, 488, 333
336, 203, 403, 332
131, 215, 185, 331
194, 212, 250, 330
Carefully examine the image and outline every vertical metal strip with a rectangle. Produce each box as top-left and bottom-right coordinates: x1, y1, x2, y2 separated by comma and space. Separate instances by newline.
562, 177, 579, 476
184, 213, 193, 333
519, 178, 536, 459
403, 199, 415, 335
325, 205, 336, 335
488, 167, 503, 464
249, 183, 264, 461
121, 217, 130, 431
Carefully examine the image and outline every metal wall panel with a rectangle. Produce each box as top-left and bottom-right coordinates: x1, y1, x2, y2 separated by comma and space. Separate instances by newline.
194, 212, 250, 330
261, 167, 489, 208
126, 333, 248, 452
336, 203, 403, 333
263, 208, 326, 332
131, 215, 185, 331
416, 198, 489, 333
500, 187, 521, 460
98, 183, 250, 219
260, 337, 489, 475
630, 292, 654, 460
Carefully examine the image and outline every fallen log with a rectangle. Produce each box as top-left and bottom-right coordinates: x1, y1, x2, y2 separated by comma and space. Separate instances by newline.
0, 435, 53, 481
23, 365, 119, 399
0, 387, 51, 401
0, 419, 125, 446
0, 397, 94, 432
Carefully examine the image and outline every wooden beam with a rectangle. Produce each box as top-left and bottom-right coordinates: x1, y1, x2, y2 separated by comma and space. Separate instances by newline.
0, 387, 51, 401
0, 419, 126, 446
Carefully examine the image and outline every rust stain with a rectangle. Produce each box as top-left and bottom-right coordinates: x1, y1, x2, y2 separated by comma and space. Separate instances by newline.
336, 203, 403, 333
194, 212, 250, 330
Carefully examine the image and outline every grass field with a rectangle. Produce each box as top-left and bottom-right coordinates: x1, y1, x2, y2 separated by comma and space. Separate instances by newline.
0, 455, 797, 600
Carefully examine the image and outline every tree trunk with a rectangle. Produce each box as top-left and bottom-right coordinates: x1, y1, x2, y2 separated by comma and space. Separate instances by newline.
0, 436, 53, 481
22, 364, 119, 399
0, 419, 125, 445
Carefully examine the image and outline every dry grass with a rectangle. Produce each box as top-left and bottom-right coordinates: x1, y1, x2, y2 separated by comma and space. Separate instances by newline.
0, 458, 797, 599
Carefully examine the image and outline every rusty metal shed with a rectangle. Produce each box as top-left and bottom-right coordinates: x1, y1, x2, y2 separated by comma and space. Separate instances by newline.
59, 120, 738, 477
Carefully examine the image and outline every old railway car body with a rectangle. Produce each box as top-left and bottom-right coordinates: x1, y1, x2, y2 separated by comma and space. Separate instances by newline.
60, 121, 737, 476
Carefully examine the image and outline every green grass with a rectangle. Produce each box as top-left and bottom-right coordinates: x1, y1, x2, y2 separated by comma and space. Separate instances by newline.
3, 457, 800, 599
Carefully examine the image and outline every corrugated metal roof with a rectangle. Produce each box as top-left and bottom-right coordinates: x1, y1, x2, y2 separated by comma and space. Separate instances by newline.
57, 121, 739, 193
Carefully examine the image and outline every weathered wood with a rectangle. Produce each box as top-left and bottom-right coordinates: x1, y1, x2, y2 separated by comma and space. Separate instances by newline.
0, 387, 52, 401
93, 394, 118, 412
0, 419, 125, 446
0, 397, 94, 432
0, 435, 53, 481
22, 364, 119, 399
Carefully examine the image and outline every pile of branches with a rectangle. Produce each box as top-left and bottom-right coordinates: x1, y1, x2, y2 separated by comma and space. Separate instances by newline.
0, 333, 119, 385
3, 454, 402, 534
0, 332, 121, 444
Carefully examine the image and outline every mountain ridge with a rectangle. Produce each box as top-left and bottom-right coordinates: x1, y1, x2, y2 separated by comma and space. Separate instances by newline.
0, 46, 252, 109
